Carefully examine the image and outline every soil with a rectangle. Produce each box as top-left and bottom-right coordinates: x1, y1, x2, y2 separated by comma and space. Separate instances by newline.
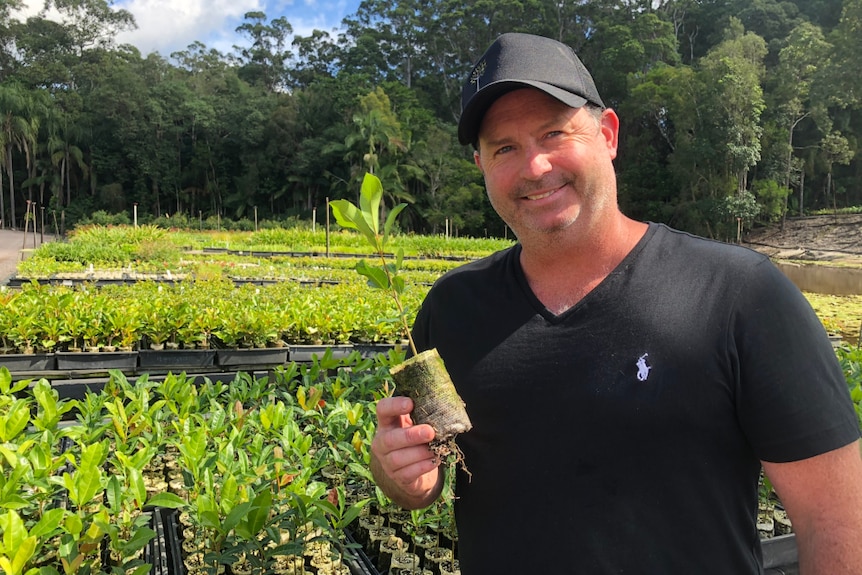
743, 213, 862, 267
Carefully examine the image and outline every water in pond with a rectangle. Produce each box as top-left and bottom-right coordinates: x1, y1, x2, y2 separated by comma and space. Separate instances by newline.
774, 262, 862, 297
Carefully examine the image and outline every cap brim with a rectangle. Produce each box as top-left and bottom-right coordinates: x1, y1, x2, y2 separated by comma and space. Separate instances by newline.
457, 80, 589, 146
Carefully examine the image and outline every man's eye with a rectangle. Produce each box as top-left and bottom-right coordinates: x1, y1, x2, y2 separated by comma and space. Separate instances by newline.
545, 130, 563, 139
495, 145, 513, 155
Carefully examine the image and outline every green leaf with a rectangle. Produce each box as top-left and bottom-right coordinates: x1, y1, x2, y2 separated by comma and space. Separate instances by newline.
144, 492, 186, 509
119, 526, 155, 556
0, 368, 30, 395
105, 475, 122, 512
222, 501, 253, 534
70, 462, 103, 509
330, 200, 377, 248
355, 261, 389, 290
0, 400, 31, 443
1, 511, 27, 554
129, 467, 146, 508
62, 506, 82, 537
383, 204, 407, 247
31, 381, 59, 432
312, 499, 338, 516
359, 172, 383, 236
28, 508, 65, 539
236, 490, 271, 540
339, 500, 368, 528
10, 536, 36, 575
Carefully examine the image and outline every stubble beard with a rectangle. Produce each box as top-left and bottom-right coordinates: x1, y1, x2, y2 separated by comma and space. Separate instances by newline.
491, 175, 599, 240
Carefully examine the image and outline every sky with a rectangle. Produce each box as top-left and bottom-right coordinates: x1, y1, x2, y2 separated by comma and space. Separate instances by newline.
14, 0, 363, 57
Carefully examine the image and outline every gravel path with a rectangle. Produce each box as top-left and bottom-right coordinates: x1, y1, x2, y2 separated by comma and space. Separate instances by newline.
0, 229, 55, 285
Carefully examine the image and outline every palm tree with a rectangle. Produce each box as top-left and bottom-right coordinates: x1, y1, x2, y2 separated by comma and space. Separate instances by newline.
0, 84, 39, 229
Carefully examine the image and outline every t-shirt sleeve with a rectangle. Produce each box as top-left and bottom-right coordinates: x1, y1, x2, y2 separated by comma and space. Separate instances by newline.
730, 259, 860, 463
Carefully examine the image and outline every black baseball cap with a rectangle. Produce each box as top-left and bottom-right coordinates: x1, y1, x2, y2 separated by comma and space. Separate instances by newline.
458, 33, 606, 147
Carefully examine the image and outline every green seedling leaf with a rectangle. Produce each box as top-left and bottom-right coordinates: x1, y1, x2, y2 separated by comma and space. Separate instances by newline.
0, 445, 21, 469
63, 512, 83, 537
29, 508, 65, 539
119, 526, 155, 556
359, 172, 384, 236
0, 535, 35, 575
339, 499, 368, 528
383, 204, 408, 246
144, 492, 186, 509
126, 564, 153, 575
0, 368, 30, 395
129, 467, 146, 508
330, 200, 377, 245
355, 260, 389, 290
221, 501, 254, 534
105, 476, 122, 512
0, 400, 30, 443
1, 510, 27, 554
235, 489, 272, 539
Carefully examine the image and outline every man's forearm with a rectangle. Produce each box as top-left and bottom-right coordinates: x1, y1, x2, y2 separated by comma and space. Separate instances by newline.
796, 525, 862, 574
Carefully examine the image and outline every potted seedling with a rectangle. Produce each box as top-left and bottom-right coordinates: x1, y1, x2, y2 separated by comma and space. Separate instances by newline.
330, 173, 472, 468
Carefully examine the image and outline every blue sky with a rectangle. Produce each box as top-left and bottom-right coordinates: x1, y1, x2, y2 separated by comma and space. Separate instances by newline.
16, 0, 363, 57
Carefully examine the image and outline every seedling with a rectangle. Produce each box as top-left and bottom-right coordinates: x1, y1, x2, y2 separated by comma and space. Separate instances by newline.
331, 174, 472, 467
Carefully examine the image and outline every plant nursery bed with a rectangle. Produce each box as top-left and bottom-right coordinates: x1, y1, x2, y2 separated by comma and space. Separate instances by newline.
56, 350, 139, 370
0, 352, 56, 371
139, 349, 217, 369
163, 508, 377, 575
289, 344, 355, 362
216, 347, 288, 367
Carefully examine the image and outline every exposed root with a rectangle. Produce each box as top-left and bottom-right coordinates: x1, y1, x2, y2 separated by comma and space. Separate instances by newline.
430, 437, 471, 481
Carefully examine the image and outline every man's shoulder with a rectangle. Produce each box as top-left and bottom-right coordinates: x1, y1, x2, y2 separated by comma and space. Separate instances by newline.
648, 223, 769, 265
434, 244, 519, 284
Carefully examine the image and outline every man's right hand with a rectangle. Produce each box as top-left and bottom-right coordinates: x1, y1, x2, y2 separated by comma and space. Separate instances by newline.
370, 396, 444, 509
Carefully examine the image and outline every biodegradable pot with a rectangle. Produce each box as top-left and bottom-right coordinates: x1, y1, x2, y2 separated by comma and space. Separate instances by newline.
376, 535, 404, 572
425, 546, 454, 572
439, 559, 461, 575
773, 505, 793, 535
398, 568, 434, 575
271, 555, 304, 574
390, 550, 421, 572
389, 348, 472, 462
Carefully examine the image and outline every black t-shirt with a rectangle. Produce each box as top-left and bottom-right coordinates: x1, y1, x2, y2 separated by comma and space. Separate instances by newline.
411, 223, 860, 574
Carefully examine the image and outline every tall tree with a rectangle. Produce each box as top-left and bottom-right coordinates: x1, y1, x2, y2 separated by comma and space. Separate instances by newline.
768, 21, 831, 220
233, 11, 292, 92
0, 82, 39, 228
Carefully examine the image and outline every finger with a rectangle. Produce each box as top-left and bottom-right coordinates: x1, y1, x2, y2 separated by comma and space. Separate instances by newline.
378, 439, 440, 480
390, 455, 441, 488
376, 396, 414, 428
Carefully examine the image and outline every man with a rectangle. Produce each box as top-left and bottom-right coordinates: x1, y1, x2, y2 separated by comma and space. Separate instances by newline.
370, 32, 862, 574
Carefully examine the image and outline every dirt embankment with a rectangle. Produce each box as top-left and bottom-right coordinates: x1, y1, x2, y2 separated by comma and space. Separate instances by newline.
744, 214, 862, 267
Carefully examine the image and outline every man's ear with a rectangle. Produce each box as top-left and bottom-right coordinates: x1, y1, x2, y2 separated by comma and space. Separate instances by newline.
473, 149, 484, 175
601, 108, 620, 160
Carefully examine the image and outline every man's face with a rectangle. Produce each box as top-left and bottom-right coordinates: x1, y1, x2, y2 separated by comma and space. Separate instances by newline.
473, 88, 619, 241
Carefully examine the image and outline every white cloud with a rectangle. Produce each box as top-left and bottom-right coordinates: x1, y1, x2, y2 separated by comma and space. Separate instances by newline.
114, 0, 263, 56
12, 0, 356, 59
